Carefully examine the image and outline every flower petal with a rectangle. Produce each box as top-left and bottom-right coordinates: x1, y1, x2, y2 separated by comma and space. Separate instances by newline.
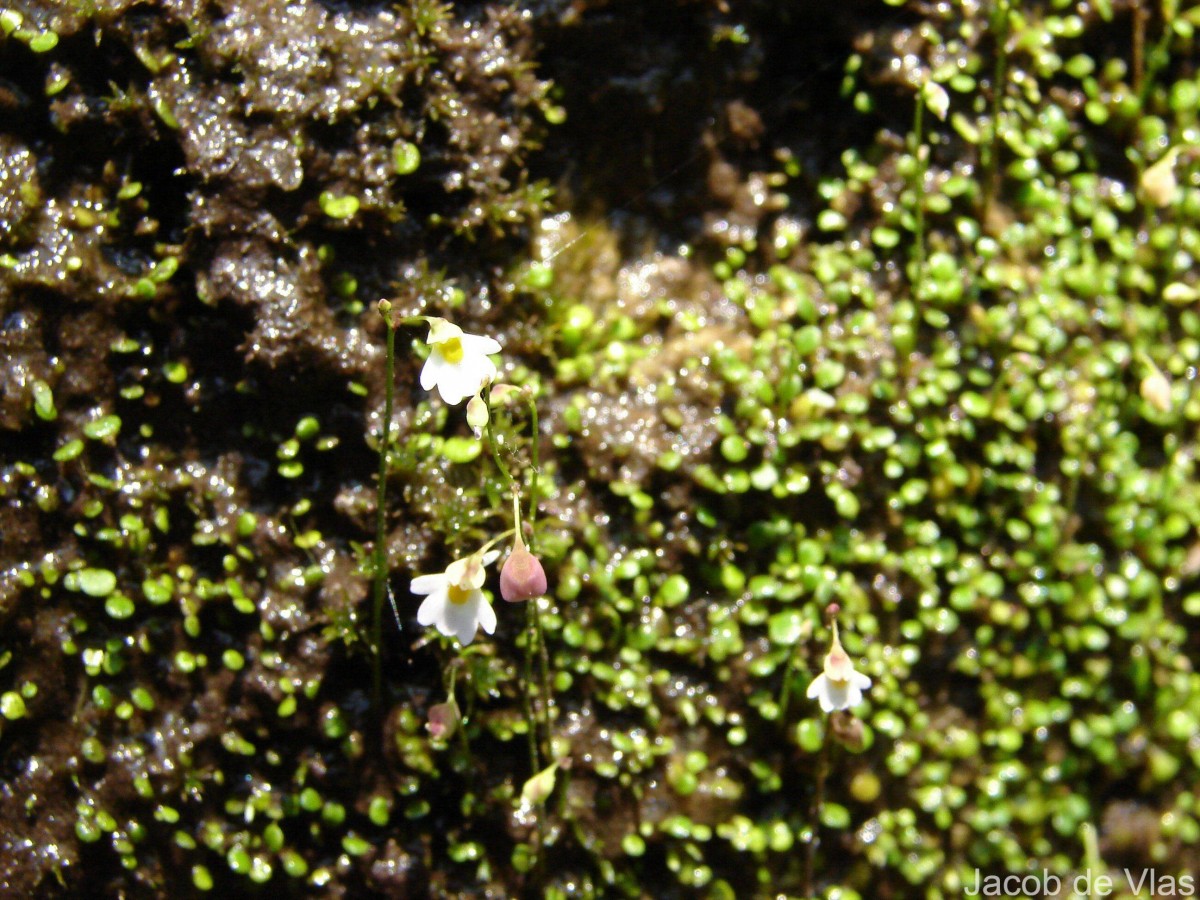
842, 682, 864, 708
417, 589, 447, 627
425, 318, 463, 344
476, 595, 497, 634
443, 591, 483, 644
470, 353, 499, 384
446, 356, 496, 404
447, 555, 488, 590
436, 366, 474, 406
822, 679, 853, 712
460, 333, 502, 357
806, 673, 826, 700
419, 353, 444, 392
411, 573, 447, 596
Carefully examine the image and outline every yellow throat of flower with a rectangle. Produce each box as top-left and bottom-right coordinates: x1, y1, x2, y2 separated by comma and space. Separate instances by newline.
438, 337, 464, 364
447, 583, 472, 605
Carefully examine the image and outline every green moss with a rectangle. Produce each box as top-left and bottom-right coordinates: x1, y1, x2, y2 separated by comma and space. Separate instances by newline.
3, 1, 1200, 896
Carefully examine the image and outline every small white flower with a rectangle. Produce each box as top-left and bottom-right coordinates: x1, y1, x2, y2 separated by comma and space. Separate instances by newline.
419, 318, 501, 406
806, 626, 871, 713
411, 549, 501, 645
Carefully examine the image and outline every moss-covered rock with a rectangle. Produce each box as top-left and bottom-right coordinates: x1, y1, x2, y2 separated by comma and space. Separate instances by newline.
2, 0, 1200, 896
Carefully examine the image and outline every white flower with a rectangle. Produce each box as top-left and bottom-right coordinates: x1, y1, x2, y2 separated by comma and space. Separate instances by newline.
411, 549, 501, 645
806, 627, 871, 713
419, 318, 501, 405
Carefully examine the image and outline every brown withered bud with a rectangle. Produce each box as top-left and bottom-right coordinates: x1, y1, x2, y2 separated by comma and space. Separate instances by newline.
829, 710, 866, 752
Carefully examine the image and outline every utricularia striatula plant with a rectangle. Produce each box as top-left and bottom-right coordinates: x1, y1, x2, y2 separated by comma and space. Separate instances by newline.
371, 303, 558, 858
372, 304, 877, 887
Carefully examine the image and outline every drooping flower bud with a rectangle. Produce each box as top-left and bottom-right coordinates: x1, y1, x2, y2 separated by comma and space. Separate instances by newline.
514, 758, 562, 826
922, 79, 949, 121
466, 391, 489, 437
489, 383, 522, 407
499, 532, 548, 603
1141, 150, 1179, 207
829, 709, 866, 751
520, 759, 560, 807
427, 697, 461, 741
1141, 368, 1172, 414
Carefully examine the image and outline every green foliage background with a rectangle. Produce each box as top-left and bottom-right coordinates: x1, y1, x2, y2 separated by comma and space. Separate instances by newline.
1, 0, 1198, 897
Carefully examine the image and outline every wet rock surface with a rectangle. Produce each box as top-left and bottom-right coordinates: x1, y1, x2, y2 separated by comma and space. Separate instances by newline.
3, 0, 1200, 897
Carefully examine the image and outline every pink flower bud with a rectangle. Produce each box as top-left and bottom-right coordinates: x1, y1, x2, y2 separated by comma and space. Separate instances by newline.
499, 534, 547, 603
489, 383, 521, 406
427, 699, 460, 740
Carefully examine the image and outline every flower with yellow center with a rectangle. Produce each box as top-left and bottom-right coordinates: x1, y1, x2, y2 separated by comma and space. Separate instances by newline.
806, 621, 872, 713
411, 549, 501, 645
419, 317, 502, 406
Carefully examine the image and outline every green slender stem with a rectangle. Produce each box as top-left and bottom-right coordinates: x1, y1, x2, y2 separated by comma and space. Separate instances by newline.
777, 646, 799, 723
522, 392, 551, 757
522, 602, 541, 777
911, 92, 927, 302
525, 393, 540, 540
1132, 0, 1146, 98
981, 0, 1008, 222
521, 600, 546, 892
531, 600, 553, 759
486, 414, 515, 488
803, 720, 832, 899
372, 316, 397, 707
457, 672, 473, 762
473, 527, 517, 558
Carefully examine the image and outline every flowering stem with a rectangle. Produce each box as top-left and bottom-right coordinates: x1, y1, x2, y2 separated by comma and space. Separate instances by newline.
519, 393, 552, 756
521, 601, 547, 889
510, 490, 524, 542
525, 393, 540, 540
777, 646, 799, 722
522, 605, 541, 775
533, 600, 554, 759
486, 414, 515, 488
910, 91, 927, 302
474, 527, 517, 557
803, 718, 832, 899
371, 311, 397, 707
980, 0, 1009, 222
